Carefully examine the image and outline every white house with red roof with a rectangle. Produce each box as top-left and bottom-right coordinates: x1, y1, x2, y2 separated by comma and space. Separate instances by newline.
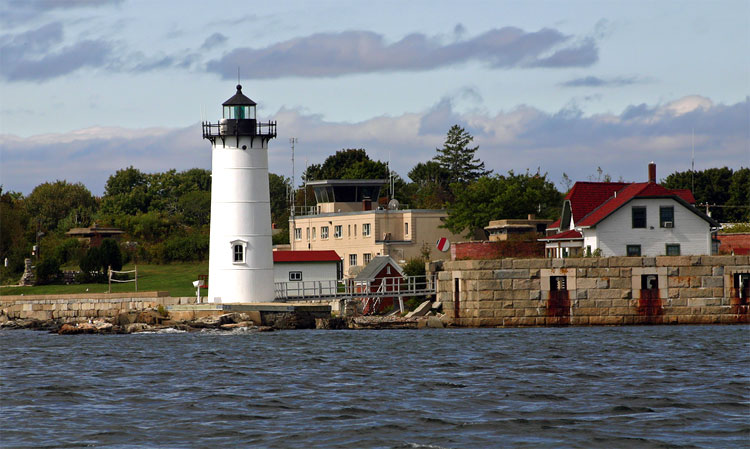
541, 163, 720, 258
272, 250, 343, 284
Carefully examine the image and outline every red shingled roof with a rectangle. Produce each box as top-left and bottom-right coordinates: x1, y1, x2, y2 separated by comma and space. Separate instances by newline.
539, 229, 582, 241
566, 182, 629, 224
576, 182, 706, 228
273, 250, 341, 263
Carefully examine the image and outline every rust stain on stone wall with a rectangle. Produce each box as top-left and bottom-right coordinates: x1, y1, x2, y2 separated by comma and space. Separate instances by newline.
547, 290, 570, 325
638, 289, 664, 324
730, 288, 748, 323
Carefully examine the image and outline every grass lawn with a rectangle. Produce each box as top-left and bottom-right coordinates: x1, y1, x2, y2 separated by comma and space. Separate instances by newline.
0, 262, 208, 297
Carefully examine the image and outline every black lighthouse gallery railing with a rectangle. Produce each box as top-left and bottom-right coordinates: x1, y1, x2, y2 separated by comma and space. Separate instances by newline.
202, 119, 277, 147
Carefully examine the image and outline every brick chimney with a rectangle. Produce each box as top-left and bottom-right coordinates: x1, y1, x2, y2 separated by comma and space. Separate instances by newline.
648, 162, 656, 183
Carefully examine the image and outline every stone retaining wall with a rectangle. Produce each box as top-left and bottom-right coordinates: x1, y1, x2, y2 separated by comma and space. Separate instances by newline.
0, 292, 196, 321
433, 255, 750, 327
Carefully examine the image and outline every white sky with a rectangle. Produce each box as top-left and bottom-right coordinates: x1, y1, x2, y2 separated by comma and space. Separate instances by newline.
1, 0, 748, 194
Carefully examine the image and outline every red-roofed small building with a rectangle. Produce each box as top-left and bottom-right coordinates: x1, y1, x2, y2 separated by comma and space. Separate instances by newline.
541, 163, 720, 258
272, 250, 343, 285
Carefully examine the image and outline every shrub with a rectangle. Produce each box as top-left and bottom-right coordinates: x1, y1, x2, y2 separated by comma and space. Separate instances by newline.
402, 258, 426, 277
162, 233, 209, 262
100, 238, 123, 271
35, 257, 62, 285
78, 247, 105, 282
53, 238, 86, 265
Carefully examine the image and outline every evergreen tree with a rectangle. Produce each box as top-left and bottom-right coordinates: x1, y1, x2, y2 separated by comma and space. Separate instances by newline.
434, 125, 492, 187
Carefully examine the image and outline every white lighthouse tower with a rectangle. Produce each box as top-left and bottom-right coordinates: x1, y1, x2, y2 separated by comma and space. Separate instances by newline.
202, 85, 277, 303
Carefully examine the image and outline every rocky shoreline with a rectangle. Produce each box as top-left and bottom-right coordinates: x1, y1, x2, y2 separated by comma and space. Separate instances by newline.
0, 307, 449, 334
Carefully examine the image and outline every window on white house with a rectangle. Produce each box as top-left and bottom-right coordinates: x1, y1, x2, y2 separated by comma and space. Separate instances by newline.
289, 271, 302, 281
363, 223, 371, 237
666, 244, 680, 256
627, 244, 642, 257
334, 225, 342, 238
632, 207, 647, 228
306, 227, 310, 240
363, 253, 371, 264
660, 206, 674, 228
294, 228, 302, 240
349, 254, 357, 266
312, 227, 316, 240
321, 226, 329, 239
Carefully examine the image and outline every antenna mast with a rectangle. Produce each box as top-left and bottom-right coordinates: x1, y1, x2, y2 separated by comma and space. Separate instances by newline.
290, 137, 298, 249
691, 128, 695, 194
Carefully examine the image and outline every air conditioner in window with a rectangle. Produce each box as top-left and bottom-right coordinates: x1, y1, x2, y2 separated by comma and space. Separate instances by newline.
664, 221, 673, 228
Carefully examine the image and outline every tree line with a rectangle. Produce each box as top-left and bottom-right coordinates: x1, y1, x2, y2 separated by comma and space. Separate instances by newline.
1, 124, 747, 285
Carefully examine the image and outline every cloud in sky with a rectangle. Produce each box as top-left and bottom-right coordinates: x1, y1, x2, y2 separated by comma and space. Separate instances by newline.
2, 95, 746, 195
0, 0, 123, 26
201, 32, 227, 50
561, 75, 646, 87
205, 27, 599, 79
0, 22, 111, 81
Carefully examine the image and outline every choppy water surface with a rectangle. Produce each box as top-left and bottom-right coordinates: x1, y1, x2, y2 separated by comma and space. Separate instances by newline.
1, 326, 748, 448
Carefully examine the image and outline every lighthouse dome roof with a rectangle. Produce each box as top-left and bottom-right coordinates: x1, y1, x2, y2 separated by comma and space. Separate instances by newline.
222, 84, 257, 106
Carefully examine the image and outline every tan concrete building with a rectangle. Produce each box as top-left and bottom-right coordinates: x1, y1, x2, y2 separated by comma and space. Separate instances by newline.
484, 215, 553, 241
288, 180, 463, 277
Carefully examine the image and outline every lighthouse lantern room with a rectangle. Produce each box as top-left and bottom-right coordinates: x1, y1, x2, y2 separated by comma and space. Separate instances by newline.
202, 85, 277, 303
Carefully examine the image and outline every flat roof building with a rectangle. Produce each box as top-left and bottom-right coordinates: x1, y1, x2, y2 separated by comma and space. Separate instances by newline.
289, 179, 463, 277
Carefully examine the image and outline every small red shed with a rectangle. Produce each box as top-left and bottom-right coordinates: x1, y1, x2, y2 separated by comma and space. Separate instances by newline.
353, 256, 405, 314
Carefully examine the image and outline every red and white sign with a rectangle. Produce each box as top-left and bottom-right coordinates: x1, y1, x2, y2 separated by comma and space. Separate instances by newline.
436, 237, 450, 252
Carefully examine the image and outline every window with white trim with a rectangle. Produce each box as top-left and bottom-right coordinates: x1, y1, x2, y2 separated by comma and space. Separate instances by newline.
334, 225, 342, 238
363, 253, 371, 264
312, 227, 316, 240
349, 254, 357, 267
289, 271, 302, 281
231, 240, 247, 264
363, 223, 371, 237
294, 228, 302, 240
321, 226, 329, 239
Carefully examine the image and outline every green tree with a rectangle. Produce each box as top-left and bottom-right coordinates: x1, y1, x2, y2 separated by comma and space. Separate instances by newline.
408, 161, 451, 187
662, 167, 742, 221
303, 149, 389, 181
269, 173, 290, 228
177, 190, 211, 227
104, 166, 149, 197
25, 181, 97, 233
434, 125, 492, 188
444, 171, 562, 238
727, 168, 750, 222
0, 188, 31, 279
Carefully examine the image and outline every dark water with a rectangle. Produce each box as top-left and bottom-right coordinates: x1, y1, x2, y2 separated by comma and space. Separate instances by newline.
1, 326, 748, 449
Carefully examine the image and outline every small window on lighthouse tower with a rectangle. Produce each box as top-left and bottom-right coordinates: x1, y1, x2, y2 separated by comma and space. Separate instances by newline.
231, 240, 247, 264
